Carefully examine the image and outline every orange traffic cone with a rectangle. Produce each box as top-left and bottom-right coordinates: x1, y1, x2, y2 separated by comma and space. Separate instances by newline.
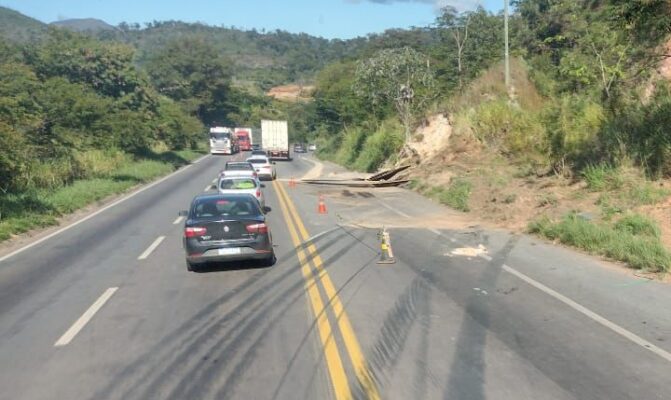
317, 194, 327, 214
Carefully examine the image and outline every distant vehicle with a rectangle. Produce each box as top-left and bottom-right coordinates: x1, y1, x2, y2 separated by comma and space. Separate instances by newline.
218, 176, 265, 209
221, 161, 257, 179
181, 193, 275, 271
251, 128, 262, 149
251, 144, 261, 151
234, 127, 252, 151
293, 143, 306, 153
209, 127, 239, 155
251, 149, 266, 157
308, 144, 317, 151
246, 156, 276, 181
261, 120, 290, 160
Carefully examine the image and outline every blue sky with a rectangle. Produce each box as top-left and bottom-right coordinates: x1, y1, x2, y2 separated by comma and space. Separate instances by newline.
0, 0, 502, 39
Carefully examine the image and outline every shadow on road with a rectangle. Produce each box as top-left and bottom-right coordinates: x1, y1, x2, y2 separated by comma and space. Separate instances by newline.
89, 229, 353, 400
442, 235, 519, 400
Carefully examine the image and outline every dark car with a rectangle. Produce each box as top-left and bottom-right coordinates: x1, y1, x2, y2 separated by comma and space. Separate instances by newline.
293, 143, 307, 153
251, 149, 267, 157
181, 193, 275, 271
251, 144, 261, 151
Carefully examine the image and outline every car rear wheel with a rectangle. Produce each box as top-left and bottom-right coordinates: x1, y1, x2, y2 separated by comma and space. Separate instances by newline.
260, 252, 276, 267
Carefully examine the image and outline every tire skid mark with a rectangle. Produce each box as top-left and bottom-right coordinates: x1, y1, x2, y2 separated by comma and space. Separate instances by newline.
167, 236, 358, 400
92, 233, 349, 400
360, 278, 431, 399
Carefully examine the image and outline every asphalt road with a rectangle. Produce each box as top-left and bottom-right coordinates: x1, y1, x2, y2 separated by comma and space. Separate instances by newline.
1, 151, 670, 400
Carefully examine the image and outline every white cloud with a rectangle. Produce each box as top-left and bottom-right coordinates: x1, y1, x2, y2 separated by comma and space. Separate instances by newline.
345, 0, 482, 11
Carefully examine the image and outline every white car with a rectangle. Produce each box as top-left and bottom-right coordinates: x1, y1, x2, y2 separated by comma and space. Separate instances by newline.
308, 144, 317, 151
219, 161, 258, 180
246, 156, 276, 180
217, 176, 266, 208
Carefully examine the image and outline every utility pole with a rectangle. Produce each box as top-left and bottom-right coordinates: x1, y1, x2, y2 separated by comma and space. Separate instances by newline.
504, 0, 510, 88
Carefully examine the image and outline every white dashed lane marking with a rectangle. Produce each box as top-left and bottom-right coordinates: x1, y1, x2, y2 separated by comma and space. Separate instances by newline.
137, 236, 165, 260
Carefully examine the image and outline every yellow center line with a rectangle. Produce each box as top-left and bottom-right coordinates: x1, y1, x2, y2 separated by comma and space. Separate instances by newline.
272, 180, 352, 400
275, 181, 381, 400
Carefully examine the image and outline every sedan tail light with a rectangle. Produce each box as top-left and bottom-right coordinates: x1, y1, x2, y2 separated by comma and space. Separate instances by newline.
256, 189, 261, 198
246, 223, 268, 234
185, 227, 207, 238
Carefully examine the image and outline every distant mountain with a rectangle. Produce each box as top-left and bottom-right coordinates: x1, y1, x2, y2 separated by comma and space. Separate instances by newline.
0, 6, 439, 91
0, 6, 46, 42
51, 18, 117, 32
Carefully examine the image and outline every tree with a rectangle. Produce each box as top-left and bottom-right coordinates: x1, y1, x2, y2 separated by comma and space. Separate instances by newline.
144, 35, 233, 125
354, 47, 436, 144
436, 6, 470, 88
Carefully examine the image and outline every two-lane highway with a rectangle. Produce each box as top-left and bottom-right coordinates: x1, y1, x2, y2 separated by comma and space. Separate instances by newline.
1, 151, 670, 399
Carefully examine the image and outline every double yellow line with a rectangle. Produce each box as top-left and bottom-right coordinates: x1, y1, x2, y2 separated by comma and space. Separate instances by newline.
273, 181, 380, 400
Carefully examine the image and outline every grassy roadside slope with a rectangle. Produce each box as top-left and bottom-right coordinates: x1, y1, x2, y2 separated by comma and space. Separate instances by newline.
0, 148, 205, 242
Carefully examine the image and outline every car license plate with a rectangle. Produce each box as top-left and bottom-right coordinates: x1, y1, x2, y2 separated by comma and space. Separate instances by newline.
218, 248, 240, 255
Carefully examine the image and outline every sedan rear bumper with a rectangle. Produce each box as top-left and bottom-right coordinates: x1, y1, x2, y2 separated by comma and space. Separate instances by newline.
187, 248, 273, 264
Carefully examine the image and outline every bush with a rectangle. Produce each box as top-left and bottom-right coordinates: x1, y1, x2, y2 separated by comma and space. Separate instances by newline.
335, 127, 367, 167
470, 99, 548, 159
438, 179, 472, 212
614, 214, 661, 239
581, 164, 624, 191
625, 182, 669, 206
73, 150, 129, 179
600, 83, 671, 178
352, 119, 404, 172
544, 95, 604, 168
529, 213, 671, 272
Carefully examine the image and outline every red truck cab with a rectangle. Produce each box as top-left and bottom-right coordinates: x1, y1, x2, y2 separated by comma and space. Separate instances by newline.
234, 128, 252, 151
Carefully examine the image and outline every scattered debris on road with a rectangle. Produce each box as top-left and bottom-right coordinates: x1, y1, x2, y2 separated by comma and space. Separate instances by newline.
302, 165, 411, 187
446, 244, 488, 258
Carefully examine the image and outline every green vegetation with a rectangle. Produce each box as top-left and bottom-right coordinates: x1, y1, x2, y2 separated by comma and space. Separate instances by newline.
582, 164, 625, 192
614, 214, 661, 239
437, 180, 472, 212
529, 213, 671, 272
0, 149, 203, 241
414, 179, 472, 212
3, 2, 671, 271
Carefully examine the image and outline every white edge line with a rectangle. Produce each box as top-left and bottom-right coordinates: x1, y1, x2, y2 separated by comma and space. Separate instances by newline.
172, 216, 184, 225
378, 196, 670, 362
301, 226, 341, 247
137, 236, 166, 260
54, 287, 118, 347
501, 263, 671, 363
0, 155, 209, 264
204, 185, 212, 191
191, 154, 208, 164
425, 214, 671, 363
378, 200, 411, 219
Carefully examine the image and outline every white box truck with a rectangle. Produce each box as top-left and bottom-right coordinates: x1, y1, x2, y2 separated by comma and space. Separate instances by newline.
261, 120, 290, 160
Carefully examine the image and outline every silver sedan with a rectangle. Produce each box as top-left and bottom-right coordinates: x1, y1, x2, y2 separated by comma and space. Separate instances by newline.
246, 156, 276, 180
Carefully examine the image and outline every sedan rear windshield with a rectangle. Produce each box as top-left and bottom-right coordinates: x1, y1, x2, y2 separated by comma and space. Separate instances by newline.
220, 178, 257, 190
225, 163, 253, 171
248, 159, 268, 164
192, 197, 261, 218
